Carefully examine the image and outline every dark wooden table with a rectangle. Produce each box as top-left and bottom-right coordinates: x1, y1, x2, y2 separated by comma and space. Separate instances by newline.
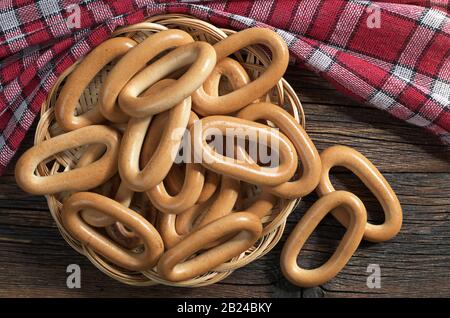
1, 67, 449, 298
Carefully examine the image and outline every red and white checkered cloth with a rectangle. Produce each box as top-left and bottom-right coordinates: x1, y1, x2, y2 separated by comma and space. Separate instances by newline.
0, 0, 449, 175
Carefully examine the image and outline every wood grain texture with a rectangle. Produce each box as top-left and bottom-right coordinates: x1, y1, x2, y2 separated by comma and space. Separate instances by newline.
0, 68, 449, 298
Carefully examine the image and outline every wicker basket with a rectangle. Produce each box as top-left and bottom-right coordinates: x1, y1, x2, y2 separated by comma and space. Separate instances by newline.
35, 14, 305, 287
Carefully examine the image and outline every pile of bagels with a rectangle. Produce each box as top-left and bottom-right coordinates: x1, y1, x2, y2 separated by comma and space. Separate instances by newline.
15, 27, 402, 287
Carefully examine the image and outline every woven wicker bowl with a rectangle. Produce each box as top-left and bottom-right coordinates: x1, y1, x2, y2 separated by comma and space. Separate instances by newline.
35, 14, 305, 287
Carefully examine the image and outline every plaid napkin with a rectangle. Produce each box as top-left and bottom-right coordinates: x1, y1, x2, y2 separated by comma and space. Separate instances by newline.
0, 0, 449, 175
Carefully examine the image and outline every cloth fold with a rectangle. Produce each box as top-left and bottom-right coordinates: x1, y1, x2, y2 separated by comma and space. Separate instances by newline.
0, 0, 449, 175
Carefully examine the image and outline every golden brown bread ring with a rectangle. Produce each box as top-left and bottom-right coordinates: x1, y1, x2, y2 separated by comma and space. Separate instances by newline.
317, 145, 402, 242
62, 192, 164, 271
15, 125, 120, 195
280, 191, 366, 287
157, 212, 262, 282
100, 30, 194, 123
55, 37, 137, 131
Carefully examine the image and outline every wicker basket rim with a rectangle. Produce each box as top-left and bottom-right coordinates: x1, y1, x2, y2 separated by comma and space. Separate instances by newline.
35, 14, 305, 287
